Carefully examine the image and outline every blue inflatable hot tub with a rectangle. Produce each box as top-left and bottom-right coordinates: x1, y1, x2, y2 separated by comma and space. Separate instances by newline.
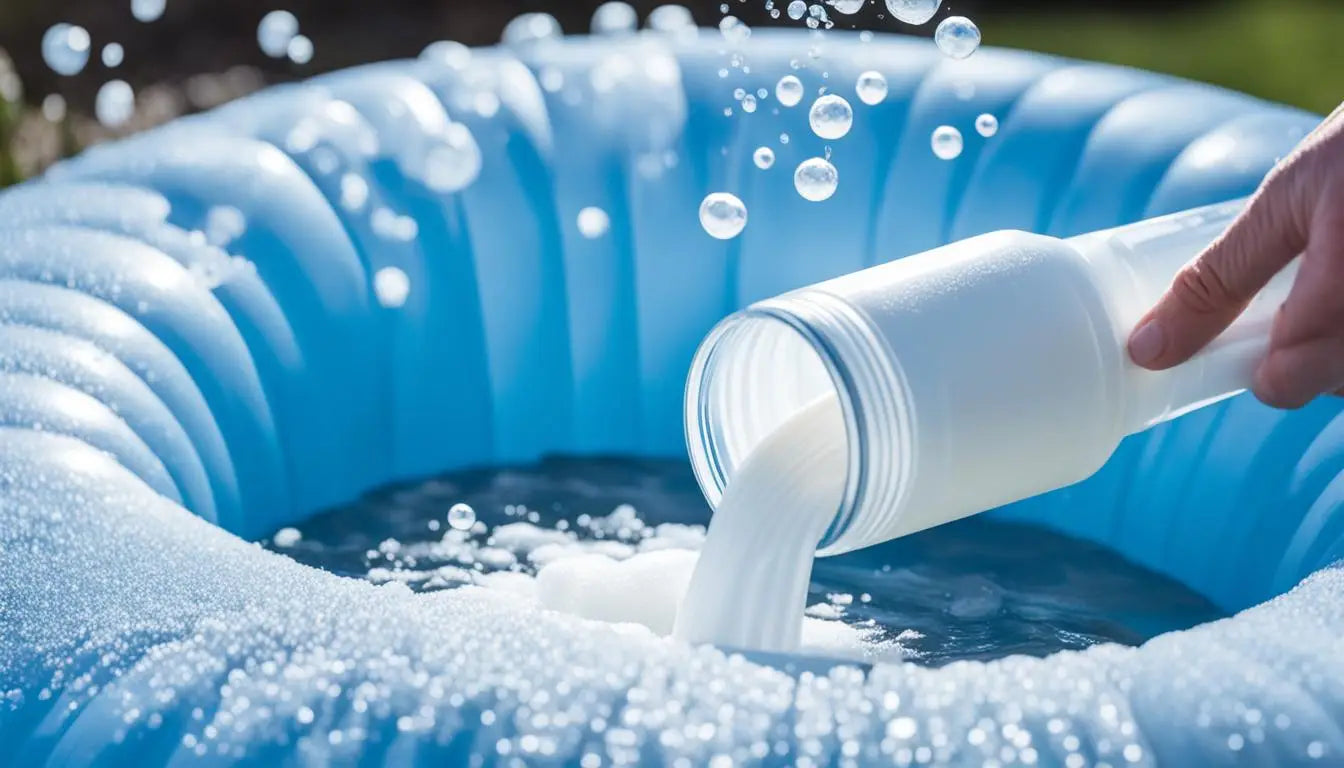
1, 27, 1341, 767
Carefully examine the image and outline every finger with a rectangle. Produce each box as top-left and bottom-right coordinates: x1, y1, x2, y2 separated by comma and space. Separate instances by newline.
1128, 167, 1309, 371
1253, 335, 1344, 409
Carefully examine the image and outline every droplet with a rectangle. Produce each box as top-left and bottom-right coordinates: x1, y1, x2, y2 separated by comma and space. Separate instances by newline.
855, 71, 888, 105
448, 503, 477, 531
374, 267, 411, 308
422, 123, 482, 194
287, 34, 313, 65
592, 2, 638, 35
699, 193, 748, 240
827, 0, 865, 15
884, 0, 941, 25
931, 125, 963, 159
934, 16, 980, 59
94, 79, 135, 127
101, 43, 124, 69
975, 113, 998, 137
257, 11, 299, 59
719, 16, 750, 44
809, 94, 853, 140
131, 0, 167, 22
577, 207, 611, 239
753, 146, 775, 169
794, 157, 839, 201
787, 0, 808, 20
776, 75, 804, 108
502, 13, 561, 45
41, 24, 91, 77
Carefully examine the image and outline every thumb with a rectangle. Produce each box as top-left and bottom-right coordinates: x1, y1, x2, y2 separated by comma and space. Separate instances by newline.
1127, 167, 1309, 371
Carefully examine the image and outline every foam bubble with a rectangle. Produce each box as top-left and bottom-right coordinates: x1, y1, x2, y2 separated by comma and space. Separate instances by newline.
257, 10, 299, 59
931, 124, 963, 159
41, 24, 90, 77
794, 157, 839, 201
577, 207, 611, 239
699, 192, 748, 240
935, 16, 981, 59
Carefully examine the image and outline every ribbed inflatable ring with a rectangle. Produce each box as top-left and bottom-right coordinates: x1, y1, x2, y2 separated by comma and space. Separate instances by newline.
2, 29, 1341, 766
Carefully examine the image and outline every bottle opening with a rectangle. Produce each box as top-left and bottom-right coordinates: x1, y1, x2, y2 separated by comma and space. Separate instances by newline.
684, 308, 857, 547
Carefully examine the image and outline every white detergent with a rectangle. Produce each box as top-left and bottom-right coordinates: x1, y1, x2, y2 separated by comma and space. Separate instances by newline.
674, 394, 847, 652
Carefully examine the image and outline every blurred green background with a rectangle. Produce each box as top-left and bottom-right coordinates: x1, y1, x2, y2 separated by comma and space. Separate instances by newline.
986, 0, 1342, 116
0, 0, 1339, 188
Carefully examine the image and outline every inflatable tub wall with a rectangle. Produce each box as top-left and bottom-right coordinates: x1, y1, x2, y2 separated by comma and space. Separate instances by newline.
2, 26, 1342, 767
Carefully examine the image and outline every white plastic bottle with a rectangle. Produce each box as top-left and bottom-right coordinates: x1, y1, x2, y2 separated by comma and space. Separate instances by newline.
684, 198, 1298, 556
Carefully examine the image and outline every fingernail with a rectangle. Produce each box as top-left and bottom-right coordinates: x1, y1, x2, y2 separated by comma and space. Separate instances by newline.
1129, 320, 1166, 366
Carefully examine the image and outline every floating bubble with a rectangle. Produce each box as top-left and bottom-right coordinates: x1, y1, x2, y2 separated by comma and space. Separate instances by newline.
592, 2, 638, 35
94, 79, 135, 127
855, 70, 888, 105
287, 34, 313, 65
502, 13, 561, 46
423, 123, 483, 194
828, 0, 866, 14
935, 16, 980, 59
884, 0, 941, 25
646, 5, 696, 35
272, 527, 302, 548
257, 11, 299, 59
776, 75, 804, 108
419, 41, 472, 70
131, 0, 167, 22
741, 94, 757, 113
795, 157, 839, 201
975, 113, 999, 137
931, 125, 963, 159
809, 94, 853, 140
699, 193, 748, 240
41, 24, 91, 77
101, 43, 124, 68
374, 267, 411, 308
808, 4, 831, 28
753, 146, 775, 170
787, 1, 808, 20
719, 15, 750, 44
577, 207, 611, 239
448, 503, 477, 531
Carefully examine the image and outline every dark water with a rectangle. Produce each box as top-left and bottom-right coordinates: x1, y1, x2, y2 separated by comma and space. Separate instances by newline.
265, 456, 1226, 666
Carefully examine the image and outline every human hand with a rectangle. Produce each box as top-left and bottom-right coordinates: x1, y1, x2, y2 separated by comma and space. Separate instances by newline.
1127, 101, 1344, 409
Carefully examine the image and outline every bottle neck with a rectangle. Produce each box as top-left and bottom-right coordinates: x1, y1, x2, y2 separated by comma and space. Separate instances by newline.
1070, 198, 1296, 435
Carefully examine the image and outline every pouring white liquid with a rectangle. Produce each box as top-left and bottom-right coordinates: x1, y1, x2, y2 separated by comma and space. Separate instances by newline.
673, 395, 845, 652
